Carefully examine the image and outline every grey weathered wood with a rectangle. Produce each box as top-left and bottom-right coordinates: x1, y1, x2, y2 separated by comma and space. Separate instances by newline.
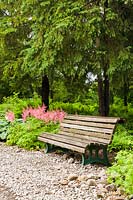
60, 127, 112, 139
65, 115, 120, 123
59, 131, 110, 144
39, 133, 87, 147
38, 136, 85, 153
61, 123, 113, 134
63, 119, 115, 129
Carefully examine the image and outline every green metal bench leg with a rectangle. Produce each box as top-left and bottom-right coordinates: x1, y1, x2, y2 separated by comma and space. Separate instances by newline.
44, 143, 54, 153
103, 146, 111, 166
81, 154, 85, 165
82, 144, 111, 166
44, 144, 69, 154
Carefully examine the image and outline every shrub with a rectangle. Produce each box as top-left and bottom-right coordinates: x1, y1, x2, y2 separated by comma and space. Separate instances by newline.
50, 102, 98, 115
0, 93, 41, 118
108, 125, 133, 151
110, 97, 133, 130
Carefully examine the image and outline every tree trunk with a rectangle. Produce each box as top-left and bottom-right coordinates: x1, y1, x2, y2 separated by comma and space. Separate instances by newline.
123, 75, 128, 107
124, 84, 128, 107
41, 75, 49, 111
98, 75, 105, 116
98, 72, 110, 116
103, 0, 110, 116
103, 68, 110, 116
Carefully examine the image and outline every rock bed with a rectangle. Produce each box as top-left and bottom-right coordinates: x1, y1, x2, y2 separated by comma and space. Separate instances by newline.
0, 142, 126, 200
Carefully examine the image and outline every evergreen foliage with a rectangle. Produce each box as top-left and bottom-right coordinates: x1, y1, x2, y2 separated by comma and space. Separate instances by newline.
0, 0, 132, 109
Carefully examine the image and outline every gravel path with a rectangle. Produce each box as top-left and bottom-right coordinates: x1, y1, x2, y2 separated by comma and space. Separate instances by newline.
0, 142, 126, 200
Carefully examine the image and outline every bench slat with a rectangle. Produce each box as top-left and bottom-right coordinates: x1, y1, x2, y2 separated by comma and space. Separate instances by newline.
38, 136, 85, 153
60, 127, 112, 139
63, 119, 115, 129
61, 123, 113, 134
59, 132, 110, 145
39, 133, 87, 148
65, 115, 120, 123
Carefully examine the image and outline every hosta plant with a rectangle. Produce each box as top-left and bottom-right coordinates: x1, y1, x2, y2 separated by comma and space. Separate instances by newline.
0, 120, 10, 141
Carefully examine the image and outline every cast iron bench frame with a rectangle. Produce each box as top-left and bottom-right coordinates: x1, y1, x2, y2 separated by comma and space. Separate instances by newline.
38, 115, 120, 166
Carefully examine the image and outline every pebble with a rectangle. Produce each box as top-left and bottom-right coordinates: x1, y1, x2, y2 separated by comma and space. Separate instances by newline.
87, 179, 97, 186
68, 158, 74, 164
77, 175, 88, 182
0, 142, 127, 200
105, 183, 117, 191
60, 179, 68, 185
68, 174, 78, 181
97, 191, 105, 198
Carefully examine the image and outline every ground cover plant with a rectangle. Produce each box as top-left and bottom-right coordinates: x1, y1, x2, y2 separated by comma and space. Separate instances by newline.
107, 150, 133, 195
6, 117, 59, 150
108, 125, 133, 151
107, 125, 133, 196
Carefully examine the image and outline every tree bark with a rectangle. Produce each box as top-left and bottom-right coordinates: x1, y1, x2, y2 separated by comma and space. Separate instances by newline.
103, 67, 110, 116
41, 75, 49, 111
123, 75, 128, 107
98, 71, 110, 116
98, 75, 105, 116
102, 0, 110, 116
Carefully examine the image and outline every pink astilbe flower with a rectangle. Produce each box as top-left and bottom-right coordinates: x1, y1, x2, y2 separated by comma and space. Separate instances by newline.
5, 111, 15, 122
22, 105, 66, 123
55, 110, 66, 122
40, 110, 66, 123
22, 104, 47, 122
22, 108, 30, 122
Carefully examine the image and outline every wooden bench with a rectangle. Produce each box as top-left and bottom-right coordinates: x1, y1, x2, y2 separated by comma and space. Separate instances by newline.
38, 115, 120, 165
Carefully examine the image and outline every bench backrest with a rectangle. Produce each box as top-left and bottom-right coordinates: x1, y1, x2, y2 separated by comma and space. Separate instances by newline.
60, 115, 120, 145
